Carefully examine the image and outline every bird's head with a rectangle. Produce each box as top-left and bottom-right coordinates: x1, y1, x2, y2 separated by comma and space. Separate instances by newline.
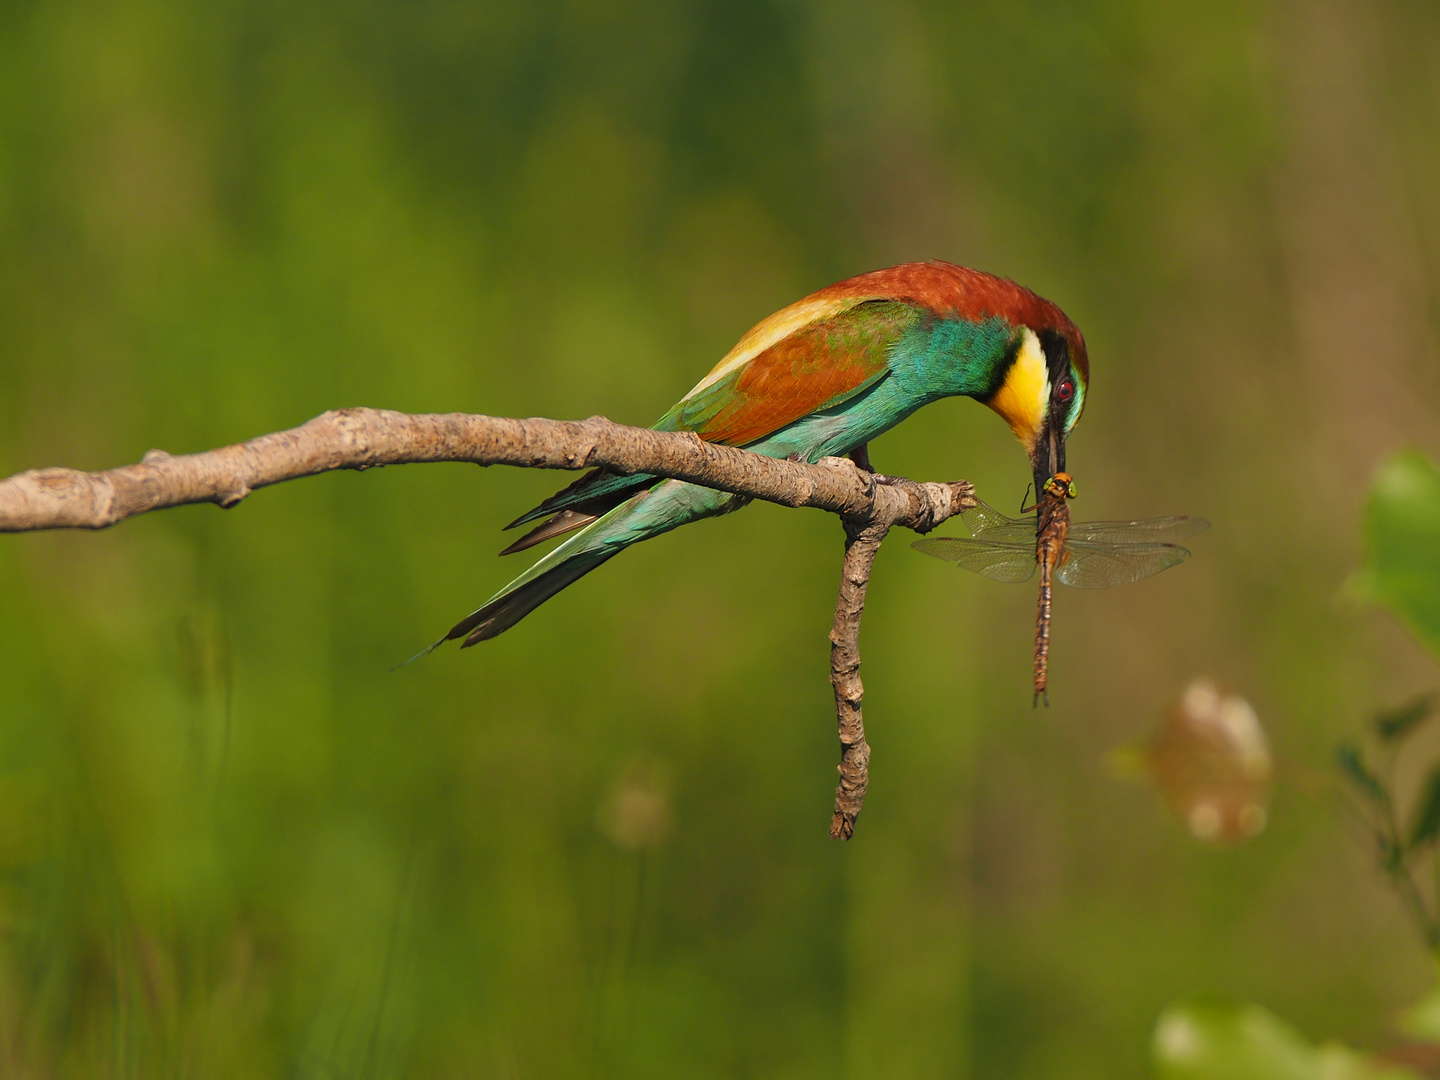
780, 261, 1089, 496
985, 320, 1089, 502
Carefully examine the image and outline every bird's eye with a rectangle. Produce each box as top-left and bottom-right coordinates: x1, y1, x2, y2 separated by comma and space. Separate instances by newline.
1056, 378, 1075, 403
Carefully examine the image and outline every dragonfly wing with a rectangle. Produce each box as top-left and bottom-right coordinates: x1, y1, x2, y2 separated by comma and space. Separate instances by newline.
1065, 516, 1210, 544
960, 500, 1037, 544
912, 537, 1037, 583
1054, 541, 1192, 588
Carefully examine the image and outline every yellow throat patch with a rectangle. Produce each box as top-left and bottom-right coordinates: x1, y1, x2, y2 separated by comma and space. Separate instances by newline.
988, 328, 1049, 453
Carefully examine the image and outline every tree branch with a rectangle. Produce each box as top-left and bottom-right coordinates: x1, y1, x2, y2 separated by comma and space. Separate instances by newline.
0, 406, 977, 837
828, 518, 889, 839
0, 408, 971, 535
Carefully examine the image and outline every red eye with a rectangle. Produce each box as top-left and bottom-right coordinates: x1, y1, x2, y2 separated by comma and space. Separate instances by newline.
1056, 378, 1075, 403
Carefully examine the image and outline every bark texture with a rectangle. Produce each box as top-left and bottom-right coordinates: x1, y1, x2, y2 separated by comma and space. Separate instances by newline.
0, 408, 971, 536
0, 407, 978, 836
828, 519, 889, 839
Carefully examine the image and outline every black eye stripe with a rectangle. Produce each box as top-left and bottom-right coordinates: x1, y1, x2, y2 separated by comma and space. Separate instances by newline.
1038, 328, 1070, 383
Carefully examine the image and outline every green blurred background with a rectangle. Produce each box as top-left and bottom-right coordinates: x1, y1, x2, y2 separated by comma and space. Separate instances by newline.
2, 0, 1439, 1076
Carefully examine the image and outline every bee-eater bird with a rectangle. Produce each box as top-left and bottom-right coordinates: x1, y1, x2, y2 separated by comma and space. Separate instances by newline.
441, 260, 1089, 647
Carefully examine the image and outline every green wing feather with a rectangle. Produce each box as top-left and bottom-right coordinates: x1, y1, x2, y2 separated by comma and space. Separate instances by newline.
506, 300, 919, 538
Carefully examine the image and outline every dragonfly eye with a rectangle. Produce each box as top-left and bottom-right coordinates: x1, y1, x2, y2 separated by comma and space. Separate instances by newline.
1055, 377, 1076, 403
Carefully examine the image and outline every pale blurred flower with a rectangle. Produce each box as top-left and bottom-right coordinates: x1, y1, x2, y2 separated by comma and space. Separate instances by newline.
1123, 679, 1272, 844
597, 760, 674, 851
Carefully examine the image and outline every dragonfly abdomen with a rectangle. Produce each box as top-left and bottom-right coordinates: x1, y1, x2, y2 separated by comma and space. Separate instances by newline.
1033, 570, 1053, 704
1032, 484, 1070, 706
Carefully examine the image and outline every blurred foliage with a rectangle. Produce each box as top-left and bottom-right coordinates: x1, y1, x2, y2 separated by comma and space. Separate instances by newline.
1355, 453, 1440, 654
1151, 453, 1440, 1078
2, 0, 1440, 1077
1338, 455, 1440, 949
1152, 1002, 1422, 1080
1335, 690, 1440, 950
1401, 984, 1440, 1045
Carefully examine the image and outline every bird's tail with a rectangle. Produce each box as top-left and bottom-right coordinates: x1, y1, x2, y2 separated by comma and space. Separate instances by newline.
443, 544, 617, 647
437, 479, 748, 649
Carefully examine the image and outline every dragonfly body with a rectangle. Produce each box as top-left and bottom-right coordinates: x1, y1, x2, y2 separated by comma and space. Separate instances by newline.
914, 474, 1206, 701
1032, 475, 1073, 702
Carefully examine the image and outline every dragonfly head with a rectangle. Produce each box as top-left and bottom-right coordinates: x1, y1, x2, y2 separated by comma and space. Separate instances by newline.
1043, 472, 1077, 500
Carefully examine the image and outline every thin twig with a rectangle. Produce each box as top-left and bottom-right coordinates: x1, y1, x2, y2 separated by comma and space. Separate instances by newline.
828, 517, 890, 840
824, 475, 975, 838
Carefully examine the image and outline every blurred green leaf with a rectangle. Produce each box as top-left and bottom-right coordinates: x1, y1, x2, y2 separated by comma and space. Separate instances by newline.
1400, 982, 1440, 1044
1375, 694, 1438, 743
1355, 452, 1440, 655
1153, 1002, 1423, 1080
1337, 742, 1388, 806
1411, 770, 1440, 848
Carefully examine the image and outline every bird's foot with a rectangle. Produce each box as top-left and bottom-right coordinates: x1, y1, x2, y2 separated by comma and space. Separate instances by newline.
848, 443, 900, 485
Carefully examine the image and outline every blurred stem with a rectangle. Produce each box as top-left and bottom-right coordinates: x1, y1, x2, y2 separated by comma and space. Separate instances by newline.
1431, 849, 1440, 946
1386, 841, 1439, 953
1378, 747, 1440, 953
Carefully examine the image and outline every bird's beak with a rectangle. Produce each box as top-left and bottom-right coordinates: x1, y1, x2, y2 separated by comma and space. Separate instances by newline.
1031, 419, 1065, 504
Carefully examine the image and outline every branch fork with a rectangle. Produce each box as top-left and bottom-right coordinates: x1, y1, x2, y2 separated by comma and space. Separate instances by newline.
0, 408, 976, 836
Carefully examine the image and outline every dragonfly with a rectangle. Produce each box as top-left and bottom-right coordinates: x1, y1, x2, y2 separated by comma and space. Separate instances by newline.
913, 473, 1208, 704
